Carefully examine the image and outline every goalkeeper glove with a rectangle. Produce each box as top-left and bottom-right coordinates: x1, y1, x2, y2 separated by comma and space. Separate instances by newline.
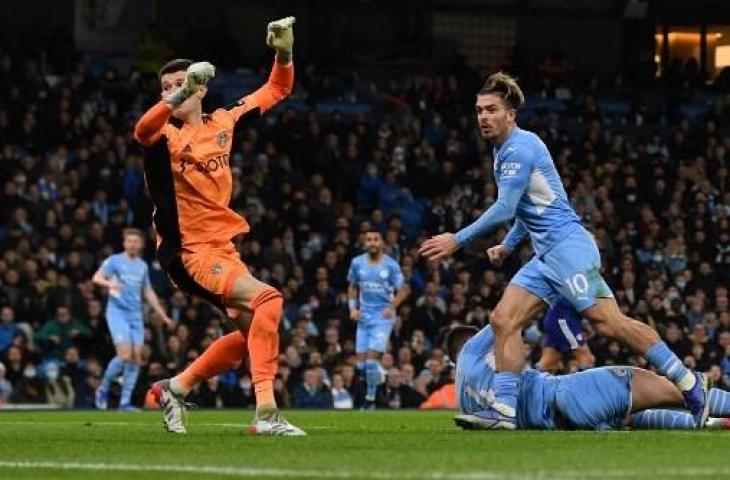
165, 61, 216, 108
267, 16, 295, 61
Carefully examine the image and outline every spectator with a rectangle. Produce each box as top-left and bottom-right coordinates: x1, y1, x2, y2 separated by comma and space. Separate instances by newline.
331, 373, 353, 409
0, 306, 18, 353
0, 362, 12, 404
293, 368, 332, 409
43, 362, 75, 408
34, 306, 92, 360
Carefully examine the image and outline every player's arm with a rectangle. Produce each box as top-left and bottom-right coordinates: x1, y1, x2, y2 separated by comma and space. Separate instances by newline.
454, 180, 527, 247
133, 62, 216, 146
487, 218, 527, 267
502, 218, 528, 252
92, 259, 121, 294
224, 17, 295, 123
419, 147, 531, 260
143, 285, 175, 329
347, 258, 360, 321
384, 263, 409, 319
347, 283, 360, 322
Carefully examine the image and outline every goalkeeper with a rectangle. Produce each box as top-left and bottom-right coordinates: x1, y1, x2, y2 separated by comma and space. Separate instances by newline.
449, 324, 730, 431
134, 17, 303, 436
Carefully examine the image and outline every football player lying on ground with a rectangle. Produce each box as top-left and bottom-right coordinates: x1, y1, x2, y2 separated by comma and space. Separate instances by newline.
447, 324, 730, 430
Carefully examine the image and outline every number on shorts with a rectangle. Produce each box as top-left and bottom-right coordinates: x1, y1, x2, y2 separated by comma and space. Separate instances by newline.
564, 273, 588, 298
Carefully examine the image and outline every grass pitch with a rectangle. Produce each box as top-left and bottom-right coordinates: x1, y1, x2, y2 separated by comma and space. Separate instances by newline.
0, 409, 728, 480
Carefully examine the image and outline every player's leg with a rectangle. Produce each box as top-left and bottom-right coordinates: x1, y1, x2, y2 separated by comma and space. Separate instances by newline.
363, 350, 382, 407
151, 331, 247, 433
630, 385, 730, 429
226, 274, 281, 411
226, 274, 305, 436
583, 297, 709, 427
169, 331, 248, 396
354, 314, 369, 392
545, 229, 708, 427
153, 251, 253, 433
486, 259, 549, 423
363, 317, 391, 408
536, 347, 563, 373
553, 366, 634, 430
97, 308, 132, 409
119, 318, 145, 410
626, 368, 693, 429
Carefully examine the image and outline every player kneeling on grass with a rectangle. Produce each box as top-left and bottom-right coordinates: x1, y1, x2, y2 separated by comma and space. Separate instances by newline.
448, 324, 729, 431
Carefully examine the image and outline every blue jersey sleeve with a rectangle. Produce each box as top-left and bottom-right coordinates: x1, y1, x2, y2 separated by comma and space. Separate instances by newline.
347, 258, 359, 285
503, 219, 528, 251
100, 256, 117, 277
390, 260, 404, 290
455, 146, 533, 247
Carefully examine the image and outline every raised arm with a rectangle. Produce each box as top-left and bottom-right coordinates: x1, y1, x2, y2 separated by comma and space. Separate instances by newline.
224, 17, 295, 122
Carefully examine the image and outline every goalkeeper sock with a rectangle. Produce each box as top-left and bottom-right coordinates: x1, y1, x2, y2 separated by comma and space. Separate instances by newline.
631, 409, 694, 429
365, 359, 380, 402
248, 288, 282, 410
100, 356, 125, 393
493, 372, 520, 417
709, 388, 730, 416
120, 362, 140, 407
645, 341, 695, 391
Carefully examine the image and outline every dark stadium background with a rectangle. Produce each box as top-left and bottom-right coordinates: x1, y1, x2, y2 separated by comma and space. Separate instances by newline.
0, 0, 728, 410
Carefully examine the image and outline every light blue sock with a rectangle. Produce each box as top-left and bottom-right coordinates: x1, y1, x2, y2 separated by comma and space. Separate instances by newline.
632, 409, 694, 429
100, 356, 125, 393
709, 388, 730, 417
365, 359, 379, 401
493, 372, 520, 416
120, 363, 140, 406
645, 341, 695, 391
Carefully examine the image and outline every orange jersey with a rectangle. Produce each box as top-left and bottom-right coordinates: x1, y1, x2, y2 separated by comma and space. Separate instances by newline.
133, 60, 294, 265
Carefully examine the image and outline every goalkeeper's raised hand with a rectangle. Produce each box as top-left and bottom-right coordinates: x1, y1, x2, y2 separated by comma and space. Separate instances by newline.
165, 61, 216, 108
267, 16, 295, 64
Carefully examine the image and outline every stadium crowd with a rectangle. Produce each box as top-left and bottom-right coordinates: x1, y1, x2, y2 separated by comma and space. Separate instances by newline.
0, 41, 728, 410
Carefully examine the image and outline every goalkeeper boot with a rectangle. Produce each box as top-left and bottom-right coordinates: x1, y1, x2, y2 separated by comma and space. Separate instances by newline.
150, 380, 188, 434
249, 410, 306, 436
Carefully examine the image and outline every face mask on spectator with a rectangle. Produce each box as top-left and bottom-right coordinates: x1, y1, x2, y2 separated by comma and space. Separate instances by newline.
23, 367, 37, 379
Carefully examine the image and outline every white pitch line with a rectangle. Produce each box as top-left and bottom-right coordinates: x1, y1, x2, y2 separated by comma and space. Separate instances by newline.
0, 420, 334, 429
1, 461, 730, 480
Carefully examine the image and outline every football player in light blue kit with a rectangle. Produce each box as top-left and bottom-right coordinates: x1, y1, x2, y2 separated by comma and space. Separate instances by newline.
447, 325, 730, 431
347, 230, 409, 409
92, 229, 173, 410
420, 72, 708, 429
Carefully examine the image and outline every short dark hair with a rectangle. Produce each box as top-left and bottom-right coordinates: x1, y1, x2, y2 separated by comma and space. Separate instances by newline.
445, 324, 479, 361
158, 59, 194, 80
478, 72, 525, 110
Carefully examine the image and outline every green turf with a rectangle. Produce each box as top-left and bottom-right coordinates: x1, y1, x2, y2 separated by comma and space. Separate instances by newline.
0, 410, 728, 480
